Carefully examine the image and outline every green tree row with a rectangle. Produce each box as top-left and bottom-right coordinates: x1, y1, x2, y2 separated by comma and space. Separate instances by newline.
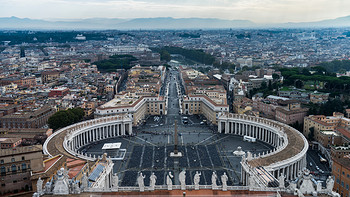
48, 108, 85, 131
280, 67, 350, 92
318, 60, 350, 73
94, 55, 137, 72
0, 31, 108, 45
153, 46, 216, 65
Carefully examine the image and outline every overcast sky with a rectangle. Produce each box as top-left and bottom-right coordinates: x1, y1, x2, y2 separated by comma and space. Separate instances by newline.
1, 0, 349, 23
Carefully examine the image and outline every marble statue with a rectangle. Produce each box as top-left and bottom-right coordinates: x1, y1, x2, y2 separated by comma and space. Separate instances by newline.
248, 174, 257, 188
326, 176, 335, 192
53, 168, 69, 195
221, 172, 228, 191
211, 172, 218, 190
299, 170, 315, 194
37, 177, 43, 195
81, 173, 89, 191
278, 174, 285, 188
33, 192, 40, 197
296, 189, 305, 197
316, 181, 322, 192
72, 180, 80, 194
289, 181, 297, 193
149, 172, 157, 191
166, 172, 173, 190
137, 172, 146, 192
179, 170, 186, 190
247, 151, 253, 161
44, 182, 52, 194
194, 171, 201, 190
112, 173, 119, 190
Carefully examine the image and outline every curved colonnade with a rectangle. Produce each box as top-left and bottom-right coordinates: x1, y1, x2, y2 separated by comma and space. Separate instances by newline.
218, 113, 308, 184
43, 115, 132, 161
44, 113, 308, 187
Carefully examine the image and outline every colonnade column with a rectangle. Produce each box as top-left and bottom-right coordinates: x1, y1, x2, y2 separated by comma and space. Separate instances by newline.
122, 123, 125, 135
129, 123, 132, 135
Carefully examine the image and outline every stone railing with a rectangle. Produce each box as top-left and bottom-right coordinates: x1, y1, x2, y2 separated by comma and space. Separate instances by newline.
84, 185, 286, 192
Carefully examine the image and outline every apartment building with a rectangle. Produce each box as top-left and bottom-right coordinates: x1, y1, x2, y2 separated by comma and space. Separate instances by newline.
332, 156, 350, 197
304, 112, 350, 146
0, 145, 44, 195
0, 105, 56, 129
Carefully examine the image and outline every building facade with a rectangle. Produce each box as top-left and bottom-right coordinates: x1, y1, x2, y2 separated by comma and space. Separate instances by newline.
0, 145, 44, 195
332, 156, 350, 197
0, 105, 55, 129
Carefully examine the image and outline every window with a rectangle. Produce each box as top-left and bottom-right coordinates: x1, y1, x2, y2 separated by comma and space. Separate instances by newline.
11, 158, 15, 162
11, 164, 16, 174
0, 167, 5, 176
0, 160, 3, 164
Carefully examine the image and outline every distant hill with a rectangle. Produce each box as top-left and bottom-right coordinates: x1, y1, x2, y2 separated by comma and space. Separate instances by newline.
272, 15, 350, 28
1, 15, 350, 30
0, 17, 254, 30
115, 17, 255, 29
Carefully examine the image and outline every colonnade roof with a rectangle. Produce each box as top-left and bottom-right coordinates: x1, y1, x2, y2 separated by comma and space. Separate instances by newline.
248, 124, 305, 167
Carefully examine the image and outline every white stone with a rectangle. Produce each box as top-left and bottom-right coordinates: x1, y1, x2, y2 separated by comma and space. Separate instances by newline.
167, 172, 173, 190
221, 172, 228, 191
194, 171, 201, 190
211, 172, 218, 190
149, 172, 157, 191
179, 170, 186, 190
137, 172, 146, 192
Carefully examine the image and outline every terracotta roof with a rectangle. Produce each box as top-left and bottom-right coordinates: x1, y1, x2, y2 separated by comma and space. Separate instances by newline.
68, 164, 85, 179
336, 127, 350, 140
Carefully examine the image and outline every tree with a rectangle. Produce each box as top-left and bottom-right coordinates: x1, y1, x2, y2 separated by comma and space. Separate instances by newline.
48, 108, 85, 131
308, 127, 315, 141
160, 50, 171, 62
268, 80, 272, 90
295, 80, 303, 88
272, 73, 280, 81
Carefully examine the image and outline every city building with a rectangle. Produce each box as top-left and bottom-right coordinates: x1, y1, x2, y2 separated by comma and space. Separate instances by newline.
95, 65, 167, 125
41, 71, 60, 84
332, 155, 350, 197
275, 102, 308, 125
182, 94, 229, 124
95, 93, 166, 125
0, 138, 22, 149
310, 92, 330, 104
304, 112, 350, 146
0, 145, 44, 195
179, 66, 229, 124
0, 105, 55, 129
48, 87, 70, 97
